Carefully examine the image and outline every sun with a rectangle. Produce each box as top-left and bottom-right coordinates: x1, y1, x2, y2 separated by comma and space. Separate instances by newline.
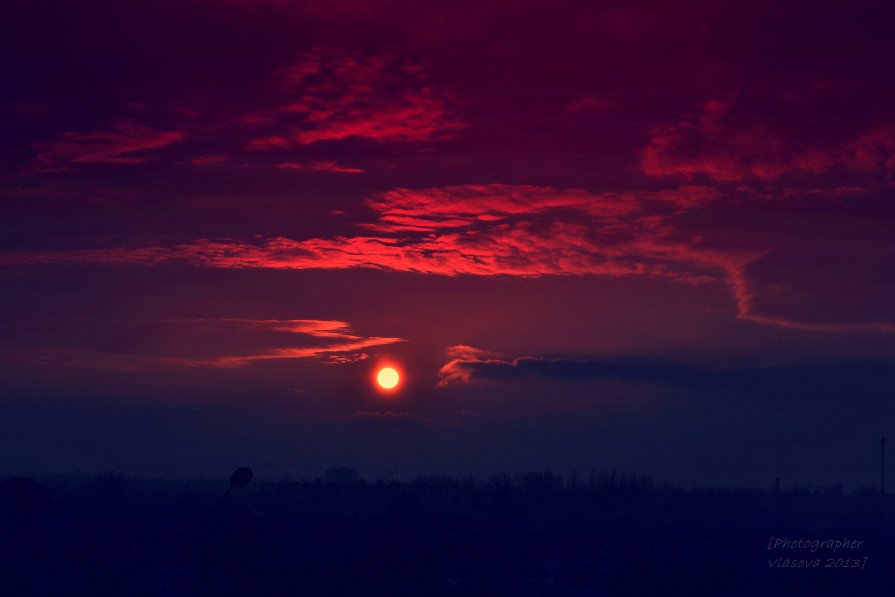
376, 367, 400, 390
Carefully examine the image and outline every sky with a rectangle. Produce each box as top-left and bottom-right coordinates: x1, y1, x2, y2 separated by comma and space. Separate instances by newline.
1, 0, 894, 487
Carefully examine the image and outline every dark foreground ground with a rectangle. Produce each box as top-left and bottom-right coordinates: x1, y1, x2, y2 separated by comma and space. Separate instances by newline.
1, 471, 893, 596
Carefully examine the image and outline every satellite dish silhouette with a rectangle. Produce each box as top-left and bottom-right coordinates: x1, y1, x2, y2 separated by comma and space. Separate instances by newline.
230, 467, 253, 488
210, 467, 255, 516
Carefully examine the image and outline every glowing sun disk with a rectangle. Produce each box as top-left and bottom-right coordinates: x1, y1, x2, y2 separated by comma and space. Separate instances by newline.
377, 367, 400, 389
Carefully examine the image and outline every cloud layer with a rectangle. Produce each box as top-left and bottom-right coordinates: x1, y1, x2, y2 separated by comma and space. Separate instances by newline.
32, 120, 185, 170
5, 181, 894, 332
2, 183, 722, 276
437, 345, 895, 393
248, 48, 467, 147
642, 85, 895, 182
1, 319, 403, 370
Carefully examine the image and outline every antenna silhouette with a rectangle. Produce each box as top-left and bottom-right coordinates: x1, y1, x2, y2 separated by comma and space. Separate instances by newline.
881, 437, 887, 495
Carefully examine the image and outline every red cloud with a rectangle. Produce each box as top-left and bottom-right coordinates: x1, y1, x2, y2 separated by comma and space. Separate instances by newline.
190, 154, 229, 165
642, 90, 895, 182
445, 345, 500, 361
438, 345, 504, 386
246, 135, 291, 151
249, 49, 466, 147
364, 184, 640, 231
292, 92, 464, 144
566, 96, 614, 112
7, 319, 404, 370
3, 184, 723, 279
6, 183, 893, 333
33, 119, 185, 168
719, 251, 895, 333
276, 160, 365, 174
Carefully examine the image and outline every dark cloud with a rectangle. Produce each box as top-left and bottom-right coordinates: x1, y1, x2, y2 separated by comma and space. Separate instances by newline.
642, 85, 895, 182
438, 347, 895, 394
439, 349, 700, 387
32, 119, 186, 170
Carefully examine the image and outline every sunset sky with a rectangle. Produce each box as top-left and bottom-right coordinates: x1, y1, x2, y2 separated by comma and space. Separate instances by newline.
2, 0, 894, 487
